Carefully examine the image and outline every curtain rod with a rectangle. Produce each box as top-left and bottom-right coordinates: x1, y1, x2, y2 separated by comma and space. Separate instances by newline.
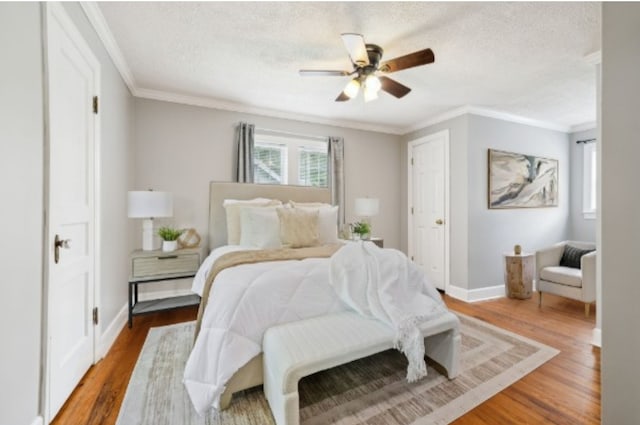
576, 138, 597, 144
254, 126, 329, 142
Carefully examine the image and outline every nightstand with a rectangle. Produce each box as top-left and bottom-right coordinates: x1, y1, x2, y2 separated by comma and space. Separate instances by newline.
128, 248, 201, 328
370, 237, 384, 248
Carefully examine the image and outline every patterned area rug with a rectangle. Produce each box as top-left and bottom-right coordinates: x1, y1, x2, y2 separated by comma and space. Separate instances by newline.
116, 314, 558, 425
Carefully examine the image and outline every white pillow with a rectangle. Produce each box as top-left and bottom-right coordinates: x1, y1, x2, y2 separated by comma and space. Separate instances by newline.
239, 207, 281, 249
223, 198, 282, 244
294, 205, 339, 245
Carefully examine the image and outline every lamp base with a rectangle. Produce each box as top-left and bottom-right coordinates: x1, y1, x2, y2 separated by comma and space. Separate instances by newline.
142, 218, 155, 251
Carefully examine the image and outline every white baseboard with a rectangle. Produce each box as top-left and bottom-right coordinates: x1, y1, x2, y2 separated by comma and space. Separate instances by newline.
97, 303, 127, 359
30, 416, 43, 425
446, 284, 505, 302
591, 327, 602, 347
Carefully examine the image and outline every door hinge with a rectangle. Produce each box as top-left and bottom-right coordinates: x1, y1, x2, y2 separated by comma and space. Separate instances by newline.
92, 96, 99, 114
93, 307, 99, 326
411, 158, 414, 166
411, 207, 414, 215
411, 256, 414, 261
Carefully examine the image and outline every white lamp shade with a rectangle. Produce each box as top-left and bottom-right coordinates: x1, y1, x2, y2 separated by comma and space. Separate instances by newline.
355, 198, 379, 217
127, 191, 173, 218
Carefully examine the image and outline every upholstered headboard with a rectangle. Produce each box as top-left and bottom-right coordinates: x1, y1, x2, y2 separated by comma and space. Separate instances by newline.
208, 182, 331, 250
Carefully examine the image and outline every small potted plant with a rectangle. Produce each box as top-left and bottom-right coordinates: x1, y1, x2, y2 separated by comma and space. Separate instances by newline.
350, 221, 371, 240
157, 226, 183, 252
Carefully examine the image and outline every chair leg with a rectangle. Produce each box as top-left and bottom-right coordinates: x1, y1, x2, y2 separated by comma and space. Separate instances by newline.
585, 303, 590, 318
538, 291, 542, 308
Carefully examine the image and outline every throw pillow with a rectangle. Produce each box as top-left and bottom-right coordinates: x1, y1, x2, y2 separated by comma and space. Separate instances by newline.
294, 205, 339, 245
277, 207, 320, 248
239, 207, 281, 249
559, 245, 595, 269
223, 198, 282, 244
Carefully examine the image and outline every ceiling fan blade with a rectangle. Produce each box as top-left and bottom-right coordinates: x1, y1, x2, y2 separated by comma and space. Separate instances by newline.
335, 91, 350, 102
379, 48, 435, 73
299, 70, 350, 77
379, 76, 412, 98
341, 33, 369, 66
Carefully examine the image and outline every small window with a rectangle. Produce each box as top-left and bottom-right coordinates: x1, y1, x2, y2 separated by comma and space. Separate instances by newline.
253, 132, 328, 187
583, 142, 596, 219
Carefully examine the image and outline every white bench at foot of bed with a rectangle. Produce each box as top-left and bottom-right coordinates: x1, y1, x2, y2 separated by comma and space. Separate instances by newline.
263, 311, 460, 425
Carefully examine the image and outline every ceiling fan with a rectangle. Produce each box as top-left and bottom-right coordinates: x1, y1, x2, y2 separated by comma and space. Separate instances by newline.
299, 33, 435, 102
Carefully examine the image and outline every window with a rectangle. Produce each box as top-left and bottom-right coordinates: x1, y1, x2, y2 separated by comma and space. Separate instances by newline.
253, 132, 328, 187
583, 142, 596, 219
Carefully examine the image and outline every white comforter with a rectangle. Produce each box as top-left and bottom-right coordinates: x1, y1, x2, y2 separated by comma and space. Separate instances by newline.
184, 242, 446, 415
184, 247, 346, 415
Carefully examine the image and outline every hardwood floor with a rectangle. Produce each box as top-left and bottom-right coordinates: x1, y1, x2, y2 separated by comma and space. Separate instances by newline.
51, 293, 600, 425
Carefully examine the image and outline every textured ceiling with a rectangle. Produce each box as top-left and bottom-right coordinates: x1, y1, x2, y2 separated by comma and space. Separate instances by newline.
97, 2, 601, 133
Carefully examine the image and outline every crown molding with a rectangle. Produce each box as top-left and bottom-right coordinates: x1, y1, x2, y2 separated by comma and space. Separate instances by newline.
570, 121, 597, 133
401, 105, 572, 134
80, 2, 137, 95
135, 88, 404, 135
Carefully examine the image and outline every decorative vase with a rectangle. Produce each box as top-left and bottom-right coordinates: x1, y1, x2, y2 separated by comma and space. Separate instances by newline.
162, 240, 178, 252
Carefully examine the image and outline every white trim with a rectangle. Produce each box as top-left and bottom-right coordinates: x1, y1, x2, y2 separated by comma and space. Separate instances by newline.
583, 211, 596, 220
591, 327, 602, 347
97, 304, 127, 359
571, 121, 597, 133
584, 50, 602, 65
583, 142, 597, 219
30, 416, 44, 425
407, 130, 450, 293
79, 2, 136, 94
135, 87, 403, 135
446, 284, 505, 302
402, 106, 469, 134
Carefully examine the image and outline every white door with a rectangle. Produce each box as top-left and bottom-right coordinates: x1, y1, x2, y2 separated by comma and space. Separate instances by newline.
409, 131, 449, 291
45, 3, 100, 421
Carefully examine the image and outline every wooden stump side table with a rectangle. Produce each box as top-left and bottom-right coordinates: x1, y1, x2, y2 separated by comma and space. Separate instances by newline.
504, 252, 534, 299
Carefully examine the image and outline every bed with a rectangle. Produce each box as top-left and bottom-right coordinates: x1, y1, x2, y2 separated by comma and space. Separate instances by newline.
184, 181, 454, 416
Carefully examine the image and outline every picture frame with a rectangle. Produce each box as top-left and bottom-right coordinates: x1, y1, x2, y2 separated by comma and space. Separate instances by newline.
488, 149, 558, 209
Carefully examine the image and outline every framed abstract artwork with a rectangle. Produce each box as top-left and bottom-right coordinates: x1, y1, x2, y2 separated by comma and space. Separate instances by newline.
488, 149, 558, 209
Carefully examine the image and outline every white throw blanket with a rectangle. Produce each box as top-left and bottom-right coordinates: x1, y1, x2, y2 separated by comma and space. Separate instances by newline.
330, 241, 447, 382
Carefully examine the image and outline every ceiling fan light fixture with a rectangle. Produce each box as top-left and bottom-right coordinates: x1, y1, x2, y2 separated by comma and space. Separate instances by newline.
365, 74, 382, 94
343, 78, 360, 99
364, 85, 378, 102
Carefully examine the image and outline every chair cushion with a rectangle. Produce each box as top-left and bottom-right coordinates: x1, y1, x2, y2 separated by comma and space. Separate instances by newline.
540, 266, 583, 288
559, 245, 595, 269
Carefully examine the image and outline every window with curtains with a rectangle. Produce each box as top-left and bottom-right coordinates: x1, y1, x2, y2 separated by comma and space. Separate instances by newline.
583, 142, 597, 219
253, 132, 328, 187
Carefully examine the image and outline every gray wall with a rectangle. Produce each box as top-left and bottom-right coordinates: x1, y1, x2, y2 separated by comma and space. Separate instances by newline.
63, 2, 136, 333
134, 98, 403, 251
402, 114, 570, 292
602, 3, 640, 423
402, 115, 470, 289
467, 115, 570, 289
0, 4, 44, 425
569, 128, 597, 242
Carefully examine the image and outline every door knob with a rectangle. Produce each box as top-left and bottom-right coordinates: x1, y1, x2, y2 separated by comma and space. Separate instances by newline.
54, 234, 71, 264
435, 219, 444, 225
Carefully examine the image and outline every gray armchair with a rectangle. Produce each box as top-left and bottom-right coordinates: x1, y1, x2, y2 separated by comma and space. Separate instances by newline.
535, 241, 596, 317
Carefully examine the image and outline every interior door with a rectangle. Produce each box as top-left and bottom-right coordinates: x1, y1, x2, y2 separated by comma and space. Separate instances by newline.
410, 132, 448, 291
45, 4, 99, 421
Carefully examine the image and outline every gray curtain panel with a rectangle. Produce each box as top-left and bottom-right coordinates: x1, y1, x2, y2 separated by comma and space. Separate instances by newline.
234, 122, 255, 182
328, 136, 345, 226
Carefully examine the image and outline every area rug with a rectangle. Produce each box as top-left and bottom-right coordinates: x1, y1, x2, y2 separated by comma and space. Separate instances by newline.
116, 314, 558, 425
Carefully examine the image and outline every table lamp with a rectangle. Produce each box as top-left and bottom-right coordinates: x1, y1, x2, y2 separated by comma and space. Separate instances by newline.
127, 190, 173, 250
354, 197, 380, 237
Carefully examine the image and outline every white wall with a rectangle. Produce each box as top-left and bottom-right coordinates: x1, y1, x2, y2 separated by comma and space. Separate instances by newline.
601, 3, 640, 423
134, 98, 403, 251
467, 115, 570, 290
0, 4, 43, 425
402, 115, 469, 289
63, 3, 136, 333
569, 128, 597, 242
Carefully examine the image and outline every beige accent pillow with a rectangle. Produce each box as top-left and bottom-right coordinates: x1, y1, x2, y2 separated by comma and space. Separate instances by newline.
294, 205, 339, 245
223, 198, 282, 244
289, 200, 332, 208
277, 207, 320, 248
